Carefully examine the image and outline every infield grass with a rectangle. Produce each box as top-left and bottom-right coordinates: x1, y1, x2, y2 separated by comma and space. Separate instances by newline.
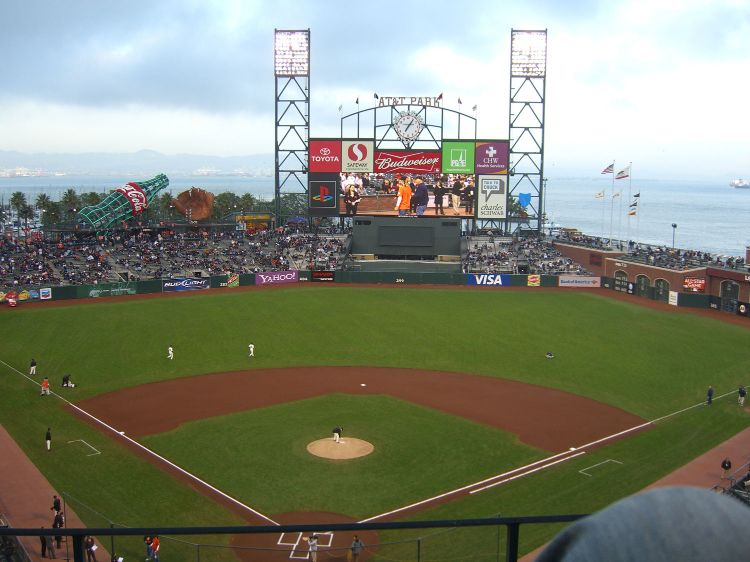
141, 394, 545, 518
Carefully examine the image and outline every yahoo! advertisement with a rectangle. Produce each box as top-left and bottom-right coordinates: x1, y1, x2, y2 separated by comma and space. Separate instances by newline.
255, 270, 299, 285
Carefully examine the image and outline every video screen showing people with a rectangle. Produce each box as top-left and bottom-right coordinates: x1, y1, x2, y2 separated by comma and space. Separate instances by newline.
338, 173, 476, 217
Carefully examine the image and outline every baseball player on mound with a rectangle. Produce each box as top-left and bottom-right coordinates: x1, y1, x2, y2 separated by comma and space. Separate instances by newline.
332, 426, 343, 443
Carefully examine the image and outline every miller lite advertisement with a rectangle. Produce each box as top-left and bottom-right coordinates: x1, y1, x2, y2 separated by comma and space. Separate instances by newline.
308, 172, 340, 217
342, 140, 374, 173
475, 141, 509, 174
309, 139, 342, 173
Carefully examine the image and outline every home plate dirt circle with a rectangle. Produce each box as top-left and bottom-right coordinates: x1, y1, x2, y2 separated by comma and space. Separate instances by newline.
307, 438, 374, 459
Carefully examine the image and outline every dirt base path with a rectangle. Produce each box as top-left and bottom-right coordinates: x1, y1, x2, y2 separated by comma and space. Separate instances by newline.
78, 367, 644, 452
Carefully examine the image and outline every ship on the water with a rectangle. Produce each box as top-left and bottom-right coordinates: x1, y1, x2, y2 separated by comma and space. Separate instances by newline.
730, 178, 750, 188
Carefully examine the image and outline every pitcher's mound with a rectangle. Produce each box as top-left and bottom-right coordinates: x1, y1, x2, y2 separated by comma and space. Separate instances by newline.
307, 438, 374, 459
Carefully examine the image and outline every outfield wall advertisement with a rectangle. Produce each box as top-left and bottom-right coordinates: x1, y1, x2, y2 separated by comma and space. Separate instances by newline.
466, 273, 511, 286
255, 270, 299, 285
162, 278, 210, 292
558, 276, 601, 288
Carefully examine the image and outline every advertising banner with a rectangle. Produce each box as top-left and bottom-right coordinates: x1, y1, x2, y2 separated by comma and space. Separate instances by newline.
527, 275, 541, 287
308, 172, 340, 217
309, 139, 342, 173
342, 140, 374, 173
558, 276, 602, 288
441, 141, 475, 174
311, 270, 335, 282
668, 291, 679, 306
162, 277, 210, 292
374, 150, 441, 174
477, 175, 507, 219
89, 283, 137, 298
223, 273, 240, 288
40, 288, 52, 300
737, 302, 749, 317
255, 270, 299, 285
466, 273, 511, 286
475, 141, 509, 174
683, 277, 706, 292
115, 182, 149, 216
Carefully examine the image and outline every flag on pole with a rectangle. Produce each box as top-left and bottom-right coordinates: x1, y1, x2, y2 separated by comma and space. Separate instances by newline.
616, 166, 630, 180
612, 192, 620, 198
595, 191, 605, 199
436, 93, 443, 101
632, 192, 640, 198
601, 163, 614, 174
355, 97, 359, 105
628, 210, 637, 216
337, 104, 342, 112
458, 98, 463, 105
472, 104, 477, 111
629, 200, 638, 208
373, 93, 379, 99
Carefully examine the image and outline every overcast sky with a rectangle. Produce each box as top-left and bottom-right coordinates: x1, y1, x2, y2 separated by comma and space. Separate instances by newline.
0, 0, 747, 179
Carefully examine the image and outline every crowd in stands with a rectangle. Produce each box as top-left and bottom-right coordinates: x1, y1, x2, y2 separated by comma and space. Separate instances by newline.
0, 225, 351, 289
463, 235, 590, 275
556, 231, 746, 271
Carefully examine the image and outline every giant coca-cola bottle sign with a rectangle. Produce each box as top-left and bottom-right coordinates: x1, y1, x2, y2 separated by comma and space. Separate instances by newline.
374, 150, 441, 174
115, 182, 149, 216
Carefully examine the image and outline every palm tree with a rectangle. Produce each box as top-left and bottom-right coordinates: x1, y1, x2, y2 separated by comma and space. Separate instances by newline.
79, 192, 103, 208
60, 189, 80, 221
35, 193, 52, 211
9, 192, 27, 235
40, 202, 61, 227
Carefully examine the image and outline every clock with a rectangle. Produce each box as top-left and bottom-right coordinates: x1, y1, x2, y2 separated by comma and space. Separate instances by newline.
393, 111, 424, 143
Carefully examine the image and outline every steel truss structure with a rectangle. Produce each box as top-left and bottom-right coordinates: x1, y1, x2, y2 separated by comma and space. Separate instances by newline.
274, 29, 310, 222
508, 29, 548, 234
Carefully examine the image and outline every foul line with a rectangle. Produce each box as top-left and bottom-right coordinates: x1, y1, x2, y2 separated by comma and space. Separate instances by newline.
0, 358, 279, 526
470, 451, 587, 494
361, 387, 743, 523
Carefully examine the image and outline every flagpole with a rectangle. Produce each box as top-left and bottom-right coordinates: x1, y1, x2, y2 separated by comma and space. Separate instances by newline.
601, 191, 606, 240
626, 162, 633, 251
609, 161, 616, 248
617, 176, 624, 249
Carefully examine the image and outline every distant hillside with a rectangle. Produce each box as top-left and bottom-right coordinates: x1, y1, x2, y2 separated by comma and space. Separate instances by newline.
0, 149, 274, 176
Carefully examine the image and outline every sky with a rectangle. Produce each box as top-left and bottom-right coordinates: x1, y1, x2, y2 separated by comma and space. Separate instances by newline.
0, 0, 748, 179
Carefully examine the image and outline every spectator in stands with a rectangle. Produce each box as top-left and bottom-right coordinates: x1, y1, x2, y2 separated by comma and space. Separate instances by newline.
537, 487, 750, 562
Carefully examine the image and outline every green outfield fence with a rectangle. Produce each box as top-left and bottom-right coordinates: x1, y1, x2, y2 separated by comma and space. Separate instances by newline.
3, 272, 739, 318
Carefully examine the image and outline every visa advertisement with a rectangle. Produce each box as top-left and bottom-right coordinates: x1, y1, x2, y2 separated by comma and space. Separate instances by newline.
466, 273, 511, 286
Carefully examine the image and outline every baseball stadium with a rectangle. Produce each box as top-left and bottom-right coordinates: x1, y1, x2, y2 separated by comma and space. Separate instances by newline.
2, 29, 750, 562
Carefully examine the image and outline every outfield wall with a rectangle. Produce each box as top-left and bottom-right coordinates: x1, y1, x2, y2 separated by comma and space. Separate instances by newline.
3, 271, 745, 319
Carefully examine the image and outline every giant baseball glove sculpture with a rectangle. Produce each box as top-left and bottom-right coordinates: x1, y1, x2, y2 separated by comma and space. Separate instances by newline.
172, 187, 215, 221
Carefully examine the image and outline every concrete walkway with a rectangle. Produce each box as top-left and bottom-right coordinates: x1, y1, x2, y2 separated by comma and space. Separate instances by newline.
520, 425, 750, 561
0, 424, 110, 561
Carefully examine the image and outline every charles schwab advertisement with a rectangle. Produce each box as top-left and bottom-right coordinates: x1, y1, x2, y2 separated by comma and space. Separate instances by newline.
477, 175, 507, 219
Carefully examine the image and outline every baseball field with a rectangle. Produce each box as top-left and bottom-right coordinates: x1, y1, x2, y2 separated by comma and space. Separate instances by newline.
1, 285, 749, 561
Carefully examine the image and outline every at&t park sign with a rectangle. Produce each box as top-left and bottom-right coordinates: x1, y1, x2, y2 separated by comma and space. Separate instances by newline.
377, 96, 441, 107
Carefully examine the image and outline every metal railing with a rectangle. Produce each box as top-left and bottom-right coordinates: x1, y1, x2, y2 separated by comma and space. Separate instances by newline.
0, 513, 585, 562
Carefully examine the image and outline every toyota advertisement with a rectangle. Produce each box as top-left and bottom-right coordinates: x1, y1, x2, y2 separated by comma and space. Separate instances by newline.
162, 277, 210, 292
309, 140, 342, 173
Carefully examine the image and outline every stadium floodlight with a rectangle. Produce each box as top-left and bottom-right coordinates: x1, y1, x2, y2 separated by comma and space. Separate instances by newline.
274, 29, 310, 76
511, 29, 547, 77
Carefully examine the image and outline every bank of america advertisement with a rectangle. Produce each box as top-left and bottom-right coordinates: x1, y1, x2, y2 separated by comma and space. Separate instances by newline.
441, 141, 475, 174
341, 140, 374, 173
477, 175, 507, 219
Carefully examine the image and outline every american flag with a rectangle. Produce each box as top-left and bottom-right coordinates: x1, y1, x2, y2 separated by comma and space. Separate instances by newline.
601, 163, 614, 174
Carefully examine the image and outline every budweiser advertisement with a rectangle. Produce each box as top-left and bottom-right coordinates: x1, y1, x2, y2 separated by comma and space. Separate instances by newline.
475, 141, 509, 174
309, 139, 342, 173
342, 140, 374, 173
374, 150, 441, 174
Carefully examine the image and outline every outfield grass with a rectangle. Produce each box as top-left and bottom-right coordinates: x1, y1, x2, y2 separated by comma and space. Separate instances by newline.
142, 394, 545, 518
1, 286, 750, 560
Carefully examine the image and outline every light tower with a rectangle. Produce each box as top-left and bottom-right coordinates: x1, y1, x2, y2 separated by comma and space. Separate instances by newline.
508, 29, 547, 234
273, 29, 310, 223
